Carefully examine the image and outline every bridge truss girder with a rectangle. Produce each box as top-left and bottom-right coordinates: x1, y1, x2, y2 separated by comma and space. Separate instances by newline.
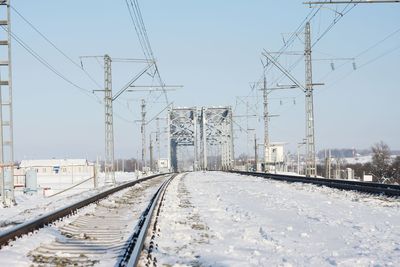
168, 106, 234, 172
200, 107, 234, 171
168, 107, 198, 172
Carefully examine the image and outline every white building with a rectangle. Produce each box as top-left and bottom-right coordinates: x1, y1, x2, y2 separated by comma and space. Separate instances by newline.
266, 142, 286, 164
265, 142, 287, 172
157, 159, 169, 173
18, 159, 94, 176
15, 159, 95, 195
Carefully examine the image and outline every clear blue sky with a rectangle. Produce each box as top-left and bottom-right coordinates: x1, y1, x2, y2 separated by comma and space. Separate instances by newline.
9, 1, 400, 160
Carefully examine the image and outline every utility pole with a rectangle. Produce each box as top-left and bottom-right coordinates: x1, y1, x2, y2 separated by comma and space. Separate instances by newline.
229, 108, 235, 170
254, 134, 258, 171
304, 22, 317, 177
245, 101, 256, 171
262, 23, 320, 178
259, 73, 289, 173
262, 74, 270, 173
85, 55, 156, 183
149, 134, 153, 172
262, 49, 320, 176
201, 107, 207, 170
156, 117, 161, 165
325, 149, 331, 179
0, 0, 15, 206
141, 99, 146, 171
336, 158, 341, 179
167, 108, 171, 172
297, 140, 306, 175
103, 55, 115, 184
193, 109, 198, 171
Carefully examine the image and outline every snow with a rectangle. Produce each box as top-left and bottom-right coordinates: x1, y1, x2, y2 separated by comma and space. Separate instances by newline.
0, 204, 96, 266
0, 171, 150, 232
149, 171, 400, 266
19, 159, 89, 167
344, 156, 372, 165
3, 171, 400, 266
0, 174, 166, 266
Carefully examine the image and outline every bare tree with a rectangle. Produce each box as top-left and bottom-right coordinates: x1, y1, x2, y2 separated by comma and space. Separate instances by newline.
371, 141, 393, 183
391, 156, 400, 184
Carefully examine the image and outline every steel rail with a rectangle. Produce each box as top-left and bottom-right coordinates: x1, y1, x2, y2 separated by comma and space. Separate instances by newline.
229, 171, 400, 197
117, 173, 176, 267
0, 173, 170, 248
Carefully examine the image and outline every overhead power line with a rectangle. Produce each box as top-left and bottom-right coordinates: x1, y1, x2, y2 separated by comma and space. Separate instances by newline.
0, 25, 95, 98
316, 25, 400, 82
125, 0, 169, 105
5, 5, 156, 127
244, 1, 326, 98
10, 5, 103, 90
312, 2, 359, 47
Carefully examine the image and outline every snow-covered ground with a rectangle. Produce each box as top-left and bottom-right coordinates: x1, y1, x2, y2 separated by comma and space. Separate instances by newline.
0, 171, 151, 232
149, 171, 400, 267
343, 155, 372, 165
0, 174, 167, 266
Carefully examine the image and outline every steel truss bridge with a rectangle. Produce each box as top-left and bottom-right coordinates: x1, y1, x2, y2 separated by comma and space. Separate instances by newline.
168, 106, 234, 172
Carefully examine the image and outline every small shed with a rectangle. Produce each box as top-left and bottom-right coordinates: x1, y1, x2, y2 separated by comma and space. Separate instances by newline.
266, 142, 286, 164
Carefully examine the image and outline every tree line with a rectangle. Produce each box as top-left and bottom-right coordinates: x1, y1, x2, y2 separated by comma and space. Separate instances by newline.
345, 141, 400, 184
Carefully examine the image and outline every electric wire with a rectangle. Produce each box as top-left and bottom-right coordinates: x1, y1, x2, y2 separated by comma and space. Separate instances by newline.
315, 25, 400, 84
322, 43, 400, 91
125, 0, 151, 60
0, 26, 96, 98
255, 1, 359, 117
10, 5, 103, 90
0, 4, 159, 130
312, 1, 359, 48
262, 2, 326, 87
270, 25, 400, 118
125, 0, 169, 106
2, 26, 140, 124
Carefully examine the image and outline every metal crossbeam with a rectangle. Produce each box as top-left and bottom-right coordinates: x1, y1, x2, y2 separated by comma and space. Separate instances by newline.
304, 0, 399, 4
112, 62, 154, 101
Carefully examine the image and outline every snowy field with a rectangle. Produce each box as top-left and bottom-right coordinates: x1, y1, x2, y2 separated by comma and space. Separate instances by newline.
0, 171, 149, 232
149, 171, 400, 267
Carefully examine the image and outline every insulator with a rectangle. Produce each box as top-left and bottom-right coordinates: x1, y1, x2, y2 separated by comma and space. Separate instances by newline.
330, 62, 335, 71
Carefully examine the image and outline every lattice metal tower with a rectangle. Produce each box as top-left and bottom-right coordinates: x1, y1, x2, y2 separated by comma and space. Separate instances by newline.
304, 22, 316, 177
262, 74, 270, 172
104, 55, 115, 184
0, 0, 15, 206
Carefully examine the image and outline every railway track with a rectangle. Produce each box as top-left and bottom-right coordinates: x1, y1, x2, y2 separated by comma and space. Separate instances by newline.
0, 173, 177, 266
117, 173, 177, 267
230, 170, 400, 197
